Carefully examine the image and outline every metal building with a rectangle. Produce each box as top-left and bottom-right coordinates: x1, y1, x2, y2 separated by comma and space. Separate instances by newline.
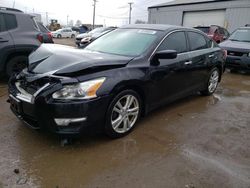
148, 0, 250, 32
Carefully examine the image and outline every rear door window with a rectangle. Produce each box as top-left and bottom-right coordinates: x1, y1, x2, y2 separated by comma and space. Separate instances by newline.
4, 14, 17, 30
0, 14, 6, 32
158, 31, 188, 53
187, 32, 208, 51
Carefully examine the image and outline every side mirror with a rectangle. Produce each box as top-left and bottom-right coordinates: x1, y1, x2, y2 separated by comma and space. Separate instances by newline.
151, 50, 177, 65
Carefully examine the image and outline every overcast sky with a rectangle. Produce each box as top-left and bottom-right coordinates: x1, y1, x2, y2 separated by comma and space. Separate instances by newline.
1, 0, 173, 26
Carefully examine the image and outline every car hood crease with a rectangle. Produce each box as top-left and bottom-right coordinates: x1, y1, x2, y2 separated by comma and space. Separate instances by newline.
28, 44, 133, 76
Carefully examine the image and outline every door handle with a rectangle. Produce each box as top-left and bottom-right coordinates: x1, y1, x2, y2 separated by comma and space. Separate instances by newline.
184, 61, 192, 65
209, 54, 215, 58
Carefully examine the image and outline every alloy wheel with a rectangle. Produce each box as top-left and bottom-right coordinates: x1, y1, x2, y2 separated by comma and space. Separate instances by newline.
208, 70, 219, 93
111, 95, 139, 134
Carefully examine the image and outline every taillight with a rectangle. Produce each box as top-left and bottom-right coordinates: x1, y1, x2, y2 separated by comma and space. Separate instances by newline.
37, 34, 43, 43
48, 32, 52, 39
207, 34, 214, 38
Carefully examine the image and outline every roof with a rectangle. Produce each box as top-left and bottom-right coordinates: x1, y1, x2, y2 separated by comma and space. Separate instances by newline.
148, 0, 232, 9
120, 24, 182, 31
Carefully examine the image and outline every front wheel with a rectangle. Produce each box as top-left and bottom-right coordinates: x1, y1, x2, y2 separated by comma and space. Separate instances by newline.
71, 34, 75, 38
57, 34, 62, 38
200, 68, 220, 96
5, 56, 28, 77
105, 90, 142, 138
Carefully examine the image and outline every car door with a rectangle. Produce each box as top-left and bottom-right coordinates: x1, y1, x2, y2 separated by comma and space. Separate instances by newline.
61, 29, 66, 38
149, 31, 191, 107
185, 31, 211, 92
0, 13, 14, 69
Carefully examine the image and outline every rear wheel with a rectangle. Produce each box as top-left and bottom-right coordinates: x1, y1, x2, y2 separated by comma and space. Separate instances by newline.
6, 56, 28, 77
105, 90, 142, 138
71, 34, 75, 38
200, 68, 220, 96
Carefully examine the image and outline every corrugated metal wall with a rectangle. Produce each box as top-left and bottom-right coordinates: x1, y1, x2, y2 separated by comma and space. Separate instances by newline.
148, 0, 250, 32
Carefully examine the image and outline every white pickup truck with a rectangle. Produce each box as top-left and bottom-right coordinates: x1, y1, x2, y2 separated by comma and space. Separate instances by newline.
52, 28, 77, 38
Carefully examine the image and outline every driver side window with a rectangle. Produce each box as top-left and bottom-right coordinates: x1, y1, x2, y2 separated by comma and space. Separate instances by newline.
157, 31, 188, 53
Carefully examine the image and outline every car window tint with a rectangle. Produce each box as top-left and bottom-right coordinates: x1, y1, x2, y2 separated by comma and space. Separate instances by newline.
158, 31, 187, 53
188, 32, 208, 51
219, 28, 224, 34
0, 14, 6, 32
4, 14, 17, 30
224, 29, 230, 37
38, 23, 49, 32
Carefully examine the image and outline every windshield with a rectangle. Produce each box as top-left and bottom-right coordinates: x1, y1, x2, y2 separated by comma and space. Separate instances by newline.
88, 27, 106, 34
229, 29, 250, 42
85, 29, 159, 56
195, 27, 210, 34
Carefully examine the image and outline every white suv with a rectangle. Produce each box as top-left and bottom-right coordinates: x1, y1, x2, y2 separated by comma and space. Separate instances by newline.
52, 28, 76, 38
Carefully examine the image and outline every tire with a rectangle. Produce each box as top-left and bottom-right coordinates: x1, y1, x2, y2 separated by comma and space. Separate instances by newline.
5, 56, 28, 77
57, 34, 62, 38
200, 68, 220, 96
105, 90, 142, 138
71, 34, 75, 38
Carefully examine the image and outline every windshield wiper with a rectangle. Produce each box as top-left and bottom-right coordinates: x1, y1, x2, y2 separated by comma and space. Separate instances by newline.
229, 39, 240, 41
240, 40, 250, 42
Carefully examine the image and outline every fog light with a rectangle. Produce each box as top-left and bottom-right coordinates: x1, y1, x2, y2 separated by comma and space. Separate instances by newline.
54, 117, 87, 126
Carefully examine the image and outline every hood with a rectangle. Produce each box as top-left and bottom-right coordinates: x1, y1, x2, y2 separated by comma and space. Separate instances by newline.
219, 40, 250, 52
76, 33, 91, 39
28, 44, 132, 76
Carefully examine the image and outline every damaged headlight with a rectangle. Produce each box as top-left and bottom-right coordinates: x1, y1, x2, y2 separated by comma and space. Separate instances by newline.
52, 77, 106, 100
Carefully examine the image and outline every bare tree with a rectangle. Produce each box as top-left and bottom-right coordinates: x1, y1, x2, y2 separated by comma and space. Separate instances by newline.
135, 20, 147, 24
75, 20, 82, 27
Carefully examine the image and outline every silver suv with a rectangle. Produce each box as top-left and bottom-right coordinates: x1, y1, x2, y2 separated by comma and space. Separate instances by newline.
0, 7, 42, 77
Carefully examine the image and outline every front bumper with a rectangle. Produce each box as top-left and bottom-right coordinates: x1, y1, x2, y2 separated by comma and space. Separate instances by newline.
75, 38, 82, 46
8, 81, 110, 137
226, 55, 250, 70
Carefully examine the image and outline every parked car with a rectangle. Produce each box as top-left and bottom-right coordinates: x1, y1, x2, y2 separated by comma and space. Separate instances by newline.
0, 7, 42, 77
75, 27, 116, 47
219, 27, 250, 71
194, 25, 230, 43
52, 28, 76, 38
78, 27, 116, 48
8, 24, 225, 139
37, 22, 53, 43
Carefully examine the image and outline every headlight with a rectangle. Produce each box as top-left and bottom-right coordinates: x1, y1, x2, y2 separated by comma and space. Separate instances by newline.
52, 77, 105, 100
81, 37, 91, 43
248, 52, 250, 57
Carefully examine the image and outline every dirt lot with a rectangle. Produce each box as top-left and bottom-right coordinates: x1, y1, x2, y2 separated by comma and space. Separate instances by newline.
53, 38, 76, 47
0, 39, 249, 188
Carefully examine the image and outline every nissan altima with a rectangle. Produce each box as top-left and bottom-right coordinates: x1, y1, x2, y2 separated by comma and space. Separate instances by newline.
8, 24, 225, 139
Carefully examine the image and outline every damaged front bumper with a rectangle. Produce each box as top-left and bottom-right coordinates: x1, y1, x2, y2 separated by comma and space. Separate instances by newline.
8, 72, 110, 137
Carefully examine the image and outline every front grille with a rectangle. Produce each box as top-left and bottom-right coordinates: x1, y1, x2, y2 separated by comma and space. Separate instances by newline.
18, 77, 55, 95
227, 51, 246, 57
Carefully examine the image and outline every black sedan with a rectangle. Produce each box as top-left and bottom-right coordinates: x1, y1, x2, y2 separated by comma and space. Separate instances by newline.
219, 27, 250, 72
8, 24, 225, 139
75, 27, 116, 47
78, 27, 116, 48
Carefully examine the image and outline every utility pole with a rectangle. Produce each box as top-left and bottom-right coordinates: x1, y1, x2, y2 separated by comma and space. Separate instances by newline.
12, 0, 15, 8
67, 15, 69, 26
128, 2, 133, 24
46, 12, 49, 26
92, 0, 97, 29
